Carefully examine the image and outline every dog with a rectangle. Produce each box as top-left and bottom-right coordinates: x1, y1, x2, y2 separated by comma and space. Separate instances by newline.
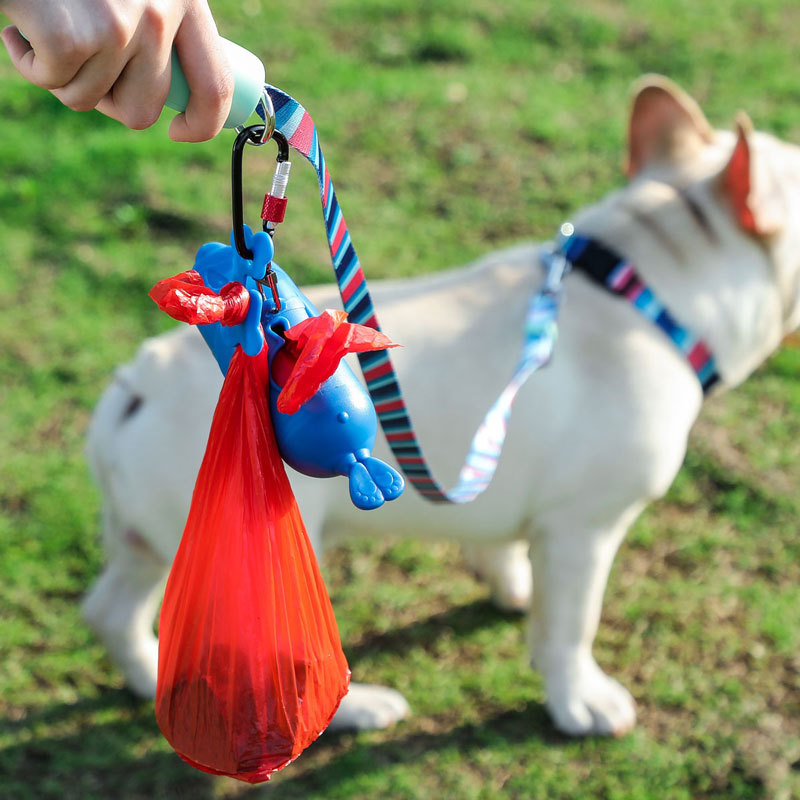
83, 75, 800, 737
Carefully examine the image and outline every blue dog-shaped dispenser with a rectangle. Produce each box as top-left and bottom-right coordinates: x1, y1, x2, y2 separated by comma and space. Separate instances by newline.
174, 226, 404, 510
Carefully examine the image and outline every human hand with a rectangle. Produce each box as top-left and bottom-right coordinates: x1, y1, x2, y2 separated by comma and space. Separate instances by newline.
0, 0, 234, 142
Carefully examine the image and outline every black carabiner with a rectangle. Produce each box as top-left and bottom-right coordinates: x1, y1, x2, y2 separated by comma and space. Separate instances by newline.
231, 125, 289, 260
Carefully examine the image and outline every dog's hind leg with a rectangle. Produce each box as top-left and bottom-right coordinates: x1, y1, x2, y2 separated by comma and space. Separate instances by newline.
82, 516, 168, 698
529, 502, 643, 737
461, 540, 532, 612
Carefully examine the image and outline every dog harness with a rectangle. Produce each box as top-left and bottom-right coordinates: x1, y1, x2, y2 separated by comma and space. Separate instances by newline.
254, 88, 719, 505
562, 234, 721, 393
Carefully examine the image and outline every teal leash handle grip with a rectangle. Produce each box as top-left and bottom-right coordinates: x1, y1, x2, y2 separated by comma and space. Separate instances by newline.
166, 38, 265, 129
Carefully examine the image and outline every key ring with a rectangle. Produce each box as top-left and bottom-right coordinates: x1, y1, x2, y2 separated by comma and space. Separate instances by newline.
234, 86, 275, 145
256, 86, 276, 144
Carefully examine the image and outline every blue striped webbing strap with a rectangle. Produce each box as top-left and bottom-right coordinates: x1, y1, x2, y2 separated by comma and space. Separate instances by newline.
564, 235, 720, 393
260, 86, 564, 503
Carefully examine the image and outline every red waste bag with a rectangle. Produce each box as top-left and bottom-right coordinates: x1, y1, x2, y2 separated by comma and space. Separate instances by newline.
155, 344, 350, 783
276, 309, 400, 414
149, 270, 250, 326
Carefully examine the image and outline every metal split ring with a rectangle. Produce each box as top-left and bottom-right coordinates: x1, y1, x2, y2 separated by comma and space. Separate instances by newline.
234, 87, 276, 146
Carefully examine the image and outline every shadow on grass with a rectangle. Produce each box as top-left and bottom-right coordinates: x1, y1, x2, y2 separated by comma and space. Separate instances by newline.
271, 701, 561, 798
344, 599, 518, 666
1, 691, 558, 800
0, 689, 212, 800
1, 602, 538, 799
263, 600, 555, 795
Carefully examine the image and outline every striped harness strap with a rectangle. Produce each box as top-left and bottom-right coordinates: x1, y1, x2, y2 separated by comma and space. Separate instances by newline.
564, 235, 720, 393
261, 86, 567, 504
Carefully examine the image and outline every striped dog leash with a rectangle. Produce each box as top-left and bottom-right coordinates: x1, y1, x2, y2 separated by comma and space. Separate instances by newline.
259, 86, 566, 504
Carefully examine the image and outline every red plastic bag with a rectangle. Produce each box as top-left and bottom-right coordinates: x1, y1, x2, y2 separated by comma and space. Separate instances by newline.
155, 344, 350, 783
276, 309, 400, 414
149, 269, 250, 326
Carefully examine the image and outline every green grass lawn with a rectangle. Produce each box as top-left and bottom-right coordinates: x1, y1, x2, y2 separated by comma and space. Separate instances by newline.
2, 1, 800, 798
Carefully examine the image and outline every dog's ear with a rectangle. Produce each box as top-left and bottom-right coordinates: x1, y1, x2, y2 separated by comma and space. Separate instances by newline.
720, 113, 784, 236
626, 74, 714, 178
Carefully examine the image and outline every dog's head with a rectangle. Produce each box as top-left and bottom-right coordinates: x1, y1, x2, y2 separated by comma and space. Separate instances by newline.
625, 74, 800, 335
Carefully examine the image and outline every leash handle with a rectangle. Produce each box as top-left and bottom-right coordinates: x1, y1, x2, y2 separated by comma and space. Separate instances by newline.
166, 38, 265, 129
19, 30, 266, 131
262, 86, 564, 504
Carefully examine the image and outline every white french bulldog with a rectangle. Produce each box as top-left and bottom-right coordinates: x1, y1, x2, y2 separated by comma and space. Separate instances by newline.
83, 75, 800, 737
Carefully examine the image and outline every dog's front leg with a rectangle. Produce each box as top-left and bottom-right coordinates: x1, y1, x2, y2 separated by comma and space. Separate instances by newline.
529, 502, 643, 737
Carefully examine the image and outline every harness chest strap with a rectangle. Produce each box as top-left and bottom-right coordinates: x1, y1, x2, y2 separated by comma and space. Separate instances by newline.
563, 235, 720, 393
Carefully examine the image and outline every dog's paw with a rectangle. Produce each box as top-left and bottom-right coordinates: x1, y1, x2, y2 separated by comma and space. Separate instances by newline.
108, 635, 158, 699
82, 590, 159, 699
124, 654, 159, 699
327, 682, 411, 732
544, 657, 636, 737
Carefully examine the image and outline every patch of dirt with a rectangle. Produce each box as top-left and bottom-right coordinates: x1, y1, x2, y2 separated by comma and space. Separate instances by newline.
691, 412, 796, 497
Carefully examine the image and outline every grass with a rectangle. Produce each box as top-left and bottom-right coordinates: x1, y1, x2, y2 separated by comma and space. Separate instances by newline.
1, 0, 800, 797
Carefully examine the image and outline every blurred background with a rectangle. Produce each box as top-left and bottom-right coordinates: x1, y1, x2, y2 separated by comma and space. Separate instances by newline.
1, 1, 799, 798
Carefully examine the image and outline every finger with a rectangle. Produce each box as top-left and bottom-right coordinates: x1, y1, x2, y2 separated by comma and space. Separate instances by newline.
51, 47, 130, 113
95, 45, 172, 130
1, 23, 87, 89
1, 25, 33, 66
168, 5, 233, 142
